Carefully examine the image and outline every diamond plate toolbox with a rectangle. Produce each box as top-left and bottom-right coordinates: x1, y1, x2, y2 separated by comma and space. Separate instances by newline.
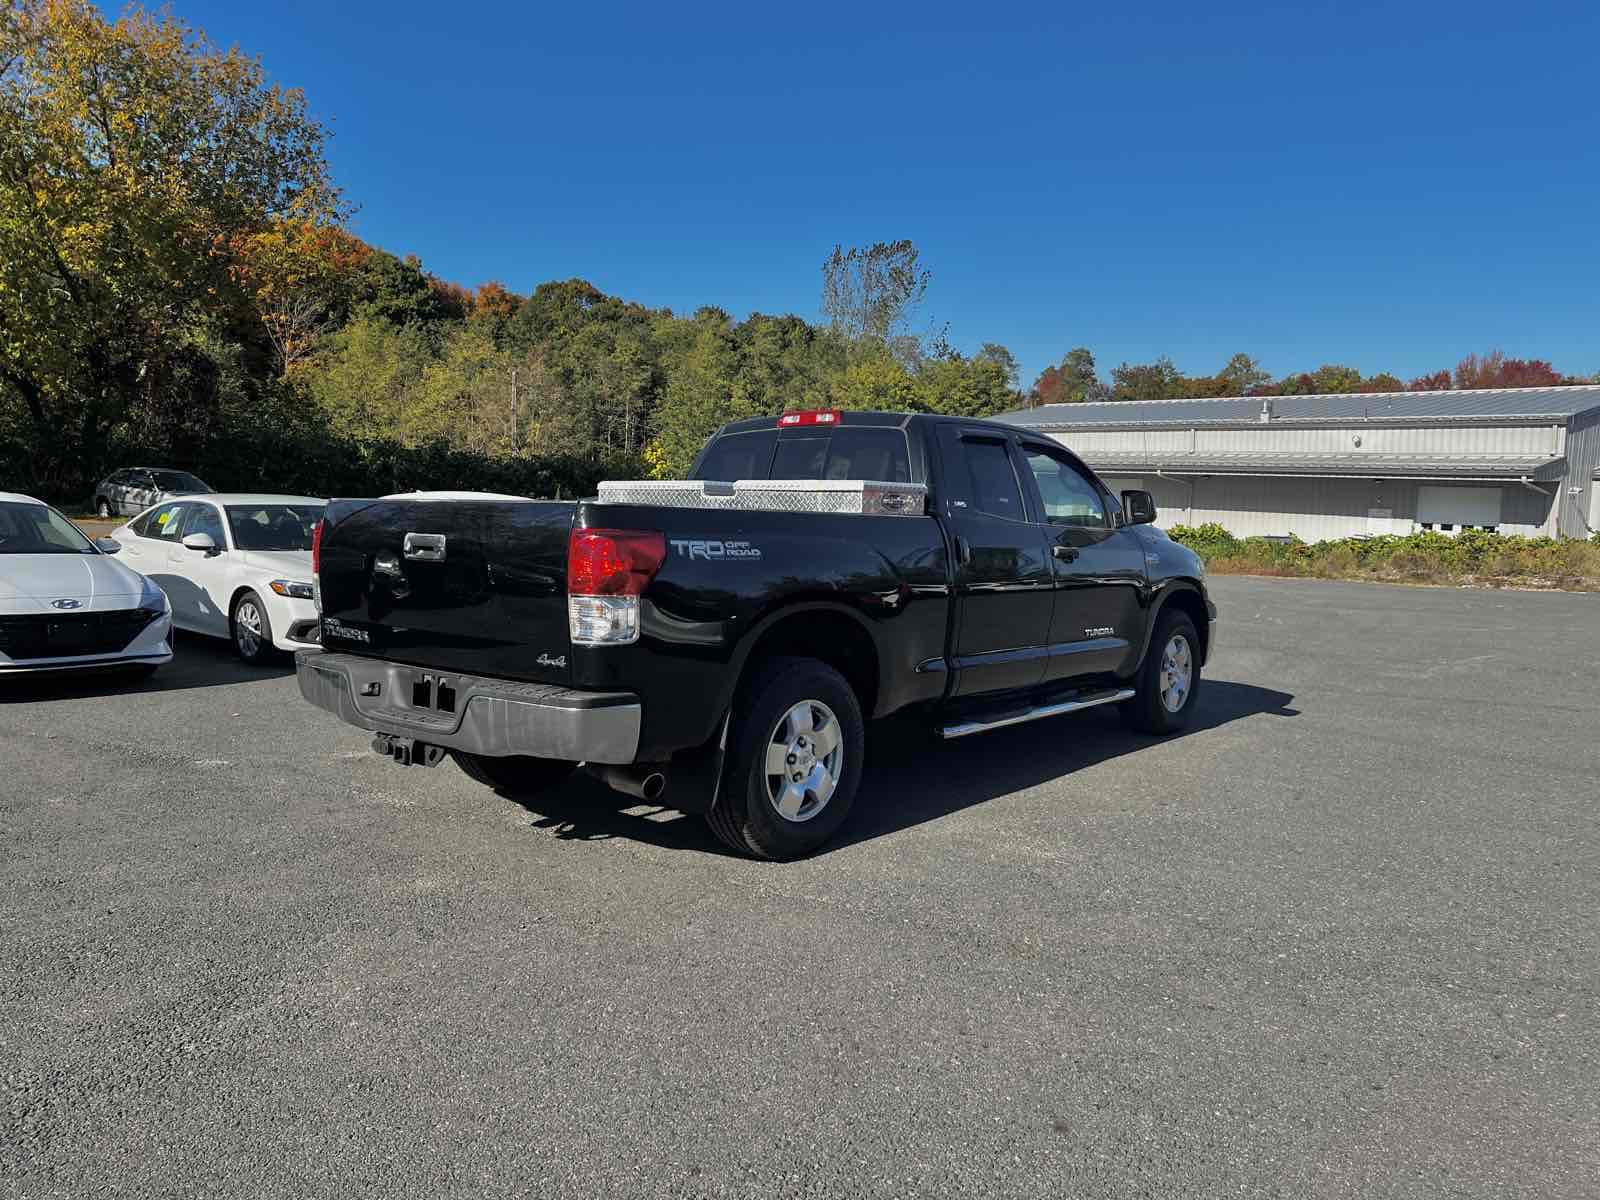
596, 478, 928, 517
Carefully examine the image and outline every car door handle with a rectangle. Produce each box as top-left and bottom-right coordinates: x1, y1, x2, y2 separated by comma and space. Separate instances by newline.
1052, 545, 1079, 563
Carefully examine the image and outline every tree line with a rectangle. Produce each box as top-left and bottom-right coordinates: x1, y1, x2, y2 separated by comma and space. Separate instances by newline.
1027, 348, 1592, 407
2, 2, 1591, 504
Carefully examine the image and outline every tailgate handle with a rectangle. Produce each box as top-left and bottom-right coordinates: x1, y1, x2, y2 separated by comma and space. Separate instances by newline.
403, 532, 448, 561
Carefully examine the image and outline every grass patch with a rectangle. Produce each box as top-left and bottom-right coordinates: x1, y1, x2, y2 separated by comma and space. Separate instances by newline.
1169, 524, 1600, 591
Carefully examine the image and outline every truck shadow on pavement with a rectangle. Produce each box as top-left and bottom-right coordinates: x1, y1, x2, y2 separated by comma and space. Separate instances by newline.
0, 631, 293, 704
504, 679, 1298, 858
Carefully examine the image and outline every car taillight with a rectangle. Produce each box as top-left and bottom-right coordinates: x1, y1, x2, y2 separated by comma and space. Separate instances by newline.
567, 528, 665, 645
311, 519, 324, 613
777, 409, 841, 427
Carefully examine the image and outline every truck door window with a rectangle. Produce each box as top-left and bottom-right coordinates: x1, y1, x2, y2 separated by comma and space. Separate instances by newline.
1021, 446, 1109, 528
960, 438, 1025, 522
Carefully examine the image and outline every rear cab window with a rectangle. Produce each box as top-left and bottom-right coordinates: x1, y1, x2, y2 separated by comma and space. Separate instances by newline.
694, 425, 912, 483
694, 429, 778, 481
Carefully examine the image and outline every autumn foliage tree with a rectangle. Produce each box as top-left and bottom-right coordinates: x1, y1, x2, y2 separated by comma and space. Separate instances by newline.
230, 220, 370, 371
0, 0, 341, 480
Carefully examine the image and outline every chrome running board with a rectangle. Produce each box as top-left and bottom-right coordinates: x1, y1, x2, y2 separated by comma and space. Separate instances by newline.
938, 688, 1136, 740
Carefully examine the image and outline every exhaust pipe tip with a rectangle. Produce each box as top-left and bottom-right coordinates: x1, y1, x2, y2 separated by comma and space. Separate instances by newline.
588, 763, 668, 802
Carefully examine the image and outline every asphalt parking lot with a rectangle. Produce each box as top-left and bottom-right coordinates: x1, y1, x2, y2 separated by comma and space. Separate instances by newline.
3, 575, 1597, 1198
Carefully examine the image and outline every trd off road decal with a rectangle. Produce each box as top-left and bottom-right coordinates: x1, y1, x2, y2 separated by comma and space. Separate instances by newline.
669, 539, 762, 562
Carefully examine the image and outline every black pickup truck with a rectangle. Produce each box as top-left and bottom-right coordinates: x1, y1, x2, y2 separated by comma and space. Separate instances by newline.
298, 410, 1215, 859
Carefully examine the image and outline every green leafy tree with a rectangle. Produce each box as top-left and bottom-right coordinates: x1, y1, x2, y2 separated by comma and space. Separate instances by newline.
913, 353, 1017, 418
302, 316, 432, 442
1031, 347, 1099, 405
820, 240, 931, 351
1110, 356, 1186, 402
1218, 352, 1271, 395
974, 342, 1020, 389
650, 308, 745, 477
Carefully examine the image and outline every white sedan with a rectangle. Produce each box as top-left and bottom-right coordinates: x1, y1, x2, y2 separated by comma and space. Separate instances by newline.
0, 492, 172, 677
111, 493, 325, 663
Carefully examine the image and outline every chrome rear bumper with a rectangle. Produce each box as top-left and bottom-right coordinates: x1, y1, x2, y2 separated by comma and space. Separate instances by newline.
295, 650, 640, 764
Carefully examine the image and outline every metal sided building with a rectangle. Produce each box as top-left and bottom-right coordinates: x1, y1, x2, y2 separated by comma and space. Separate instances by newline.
995, 384, 1600, 540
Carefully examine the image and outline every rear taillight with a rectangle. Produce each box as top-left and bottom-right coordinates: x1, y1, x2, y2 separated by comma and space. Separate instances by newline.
778, 409, 841, 427
567, 528, 665, 645
311, 519, 324, 614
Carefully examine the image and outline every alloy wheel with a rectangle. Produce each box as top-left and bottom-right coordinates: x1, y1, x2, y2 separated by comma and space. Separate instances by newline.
763, 699, 844, 823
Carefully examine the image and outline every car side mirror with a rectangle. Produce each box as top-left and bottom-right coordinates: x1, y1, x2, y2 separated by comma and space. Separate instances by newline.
181, 532, 218, 554
94, 536, 121, 554
1121, 489, 1157, 525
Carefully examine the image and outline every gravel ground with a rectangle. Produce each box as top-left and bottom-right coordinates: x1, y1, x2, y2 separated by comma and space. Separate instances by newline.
3, 576, 1597, 1198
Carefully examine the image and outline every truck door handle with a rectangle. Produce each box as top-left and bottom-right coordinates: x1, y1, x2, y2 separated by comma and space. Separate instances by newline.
1052, 545, 1079, 563
954, 535, 971, 566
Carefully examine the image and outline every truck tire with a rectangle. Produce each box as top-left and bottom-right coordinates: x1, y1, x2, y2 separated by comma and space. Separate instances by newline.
451, 752, 577, 797
707, 656, 865, 860
1120, 609, 1202, 734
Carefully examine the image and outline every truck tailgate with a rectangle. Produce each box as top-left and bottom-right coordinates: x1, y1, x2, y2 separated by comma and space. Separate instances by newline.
316, 498, 577, 684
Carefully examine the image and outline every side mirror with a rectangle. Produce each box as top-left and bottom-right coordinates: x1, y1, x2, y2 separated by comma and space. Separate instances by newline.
1121, 489, 1157, 526
94, 536, 121, 554
181, 532, 217, 553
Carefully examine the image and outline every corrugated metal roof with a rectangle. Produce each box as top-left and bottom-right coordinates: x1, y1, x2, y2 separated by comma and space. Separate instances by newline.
1079, 451, 1567, 481
996, 384, 1600, 429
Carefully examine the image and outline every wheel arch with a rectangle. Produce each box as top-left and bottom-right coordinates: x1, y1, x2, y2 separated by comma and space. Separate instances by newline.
1139, 581, 1211, 667
727, 601, 884, 720
228, 584, 260, 622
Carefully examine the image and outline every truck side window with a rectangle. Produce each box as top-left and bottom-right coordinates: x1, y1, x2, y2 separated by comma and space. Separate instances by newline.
960, 438, 1024, 521
1021, 446, 1109, 528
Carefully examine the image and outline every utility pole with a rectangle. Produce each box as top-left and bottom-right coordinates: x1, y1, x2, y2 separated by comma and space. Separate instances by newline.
510, 366, 519, 455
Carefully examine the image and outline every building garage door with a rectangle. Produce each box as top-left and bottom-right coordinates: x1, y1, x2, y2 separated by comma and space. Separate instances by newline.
1417, 485, 1503, 533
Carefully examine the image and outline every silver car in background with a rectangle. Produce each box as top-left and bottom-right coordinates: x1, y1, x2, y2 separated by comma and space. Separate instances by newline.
93, 467, 213, 518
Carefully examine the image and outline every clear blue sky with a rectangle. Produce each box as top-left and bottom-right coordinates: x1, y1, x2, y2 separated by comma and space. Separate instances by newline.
182, 0, 1599, 387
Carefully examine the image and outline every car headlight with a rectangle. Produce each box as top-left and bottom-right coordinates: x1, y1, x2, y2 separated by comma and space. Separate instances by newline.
269, 579, 316, 600
139, 576, 170, 614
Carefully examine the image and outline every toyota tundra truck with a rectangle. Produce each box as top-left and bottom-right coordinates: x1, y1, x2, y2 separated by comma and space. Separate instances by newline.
297, 410, 1216, 859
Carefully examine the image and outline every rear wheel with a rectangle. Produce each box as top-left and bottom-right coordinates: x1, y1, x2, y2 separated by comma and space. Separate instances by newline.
95, 497, 113, 518
452, 752, 578, 796
1120, 610, 1201, 734
706, 656, 865, 860
231, 590, 276, 665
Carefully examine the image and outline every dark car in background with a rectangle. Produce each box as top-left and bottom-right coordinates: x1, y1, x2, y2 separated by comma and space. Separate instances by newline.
93, 468, 213, 518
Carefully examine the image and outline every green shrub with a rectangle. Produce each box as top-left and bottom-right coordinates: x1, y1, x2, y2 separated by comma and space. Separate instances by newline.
1163, 523, 1600, 589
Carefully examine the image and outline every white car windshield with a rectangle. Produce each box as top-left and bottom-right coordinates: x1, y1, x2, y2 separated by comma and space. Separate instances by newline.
0, 502, 97, 555
226, 504, 324, 552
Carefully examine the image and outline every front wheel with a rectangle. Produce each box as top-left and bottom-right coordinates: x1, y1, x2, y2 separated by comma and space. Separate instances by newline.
706, 656, 865, 860
451, 752, 577, 796
1121, 610, 1202, 734
95, 497, 113, 518
231, 590, 276, 665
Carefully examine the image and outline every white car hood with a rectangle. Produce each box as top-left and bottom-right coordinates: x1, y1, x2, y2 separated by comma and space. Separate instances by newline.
236, 549, 313, 579
0, 553, 147, 612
